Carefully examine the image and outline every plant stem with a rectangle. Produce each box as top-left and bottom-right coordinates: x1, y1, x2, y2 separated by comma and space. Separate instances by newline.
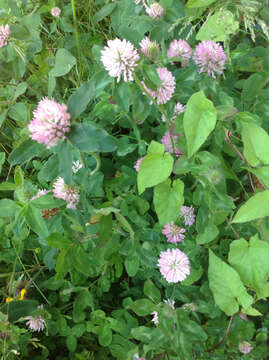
89, 152, 101, 176
12, 240, 50, 304
71, 0, 82, 84
206, 315, 234, 352
134, 74, 169, 124
122, 110, 141, 143
224, 128, 256, 194
134, 74, 176, 154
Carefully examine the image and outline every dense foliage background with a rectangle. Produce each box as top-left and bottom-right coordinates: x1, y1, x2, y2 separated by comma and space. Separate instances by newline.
1, 0, 269, 359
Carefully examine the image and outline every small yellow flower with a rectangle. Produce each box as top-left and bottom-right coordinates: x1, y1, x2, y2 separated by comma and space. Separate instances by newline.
5, 297, 14, 303
19, 289, 27, 300
5, 288, 27, 303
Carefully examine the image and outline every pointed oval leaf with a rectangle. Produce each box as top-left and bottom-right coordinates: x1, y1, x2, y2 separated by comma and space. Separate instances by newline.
183, 91, 217, 158
49, 48, 77, 77
8, 139, 44, 165
68, 124, 117, 153
153, 178, 184, 226
241, 122, 269, 167
137, 141, 174, 194
228, 234, 269, 298
208, 250, 253, 315
232, 191, 269, 223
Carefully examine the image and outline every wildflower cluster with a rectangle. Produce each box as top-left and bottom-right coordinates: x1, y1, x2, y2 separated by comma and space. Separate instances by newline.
53, 177, 80, 209
101, 38, 140, 82
28, 98, 71, 149
158, 248, 190, 283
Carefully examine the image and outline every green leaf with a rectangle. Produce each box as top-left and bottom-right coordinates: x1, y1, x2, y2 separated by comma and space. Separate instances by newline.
8, 139, 44, 165
216, 105, 238, 121
232, 191, 269, 223
57, 141, 73, 185
115, 81, 131, 112
160, 0, 174, 8
67, 71, 111, 119
49, 48, 77, 77
14, 166, 24, 187
183, 91, 217, 158
31, 194, 65, 209
56, 248, 71, 279
228, 234, 269, 299
10, 24, 30, 40
93, 3, 116, 24
196, 221, 219, 244
143, 65, 162, 88
137, 141, 174, 195
144, 279, 161, 303
116, 137, 137, 157
1, 300, 38, 322
73, 290, 93, 323
241, 122, 269, 167
177, 311, 208, 341
186, 0, 217, 7
0, 182, 16, 191
72, 246, 95, 277
208, 250, 253, 315
196, 10, 239, 41
72, 324, 85, 338
68, 124, 117, 153
181, 266, 203, 286
9, 103, 27, 123
66, 335, 77, 352
38, 155, 59, 182
0, 152, 5, 174
25, 204, 49, 238
128, 299, 156, 316
46, 233, 71, 249
131, 326, 152, 343
242, 307, 262, 316
98, 325, 112, 347
153, 178, 184, 226
241, 74, 265, 103
0, 199, 19, 218
13, 82, 28, 101
125, 254, 139, 277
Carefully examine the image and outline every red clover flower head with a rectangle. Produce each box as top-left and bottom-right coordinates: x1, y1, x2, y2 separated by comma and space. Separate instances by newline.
145, 3, 164, 18
158, 248, 190, 283
51, 7, 61, 18
161, 131, 182, 157
162, 102, 186, 123
139, 37, 160, 61
28, 97, 71, 149
101, 38, 140, 82
162, 222, 186, 243
134, 157, 146, 172
143, 67, 175, 105
180, 205, 195, 226
193, 40, 226, 78
25, 315, 45, 332
167, 39, 192, 66
30, 189, 50, 202
0, 24, 10, 48
238, 341, 253, 354
53, 177, 80, 209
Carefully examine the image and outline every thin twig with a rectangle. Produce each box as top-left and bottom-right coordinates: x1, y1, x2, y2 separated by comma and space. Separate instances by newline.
224, 128, 256, 193
206, 315, 234, 352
